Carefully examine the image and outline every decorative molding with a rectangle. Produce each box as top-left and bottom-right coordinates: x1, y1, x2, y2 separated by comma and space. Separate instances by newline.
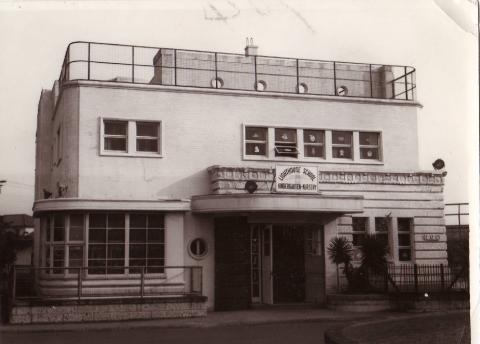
317, 171, 444, 185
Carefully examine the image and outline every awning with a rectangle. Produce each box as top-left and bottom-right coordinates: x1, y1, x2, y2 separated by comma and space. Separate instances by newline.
191, 193, 363, 214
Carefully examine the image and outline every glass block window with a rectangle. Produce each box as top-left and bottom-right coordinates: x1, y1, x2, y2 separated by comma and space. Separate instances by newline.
303, 130, 325, 158
274, 128, 298, 157
352, 217, 368, 247
332, 131, 353, 159
104, 120, 128, 152
359, 132, 380, 160
245, 126, 268, 156
397, 218, 412, 261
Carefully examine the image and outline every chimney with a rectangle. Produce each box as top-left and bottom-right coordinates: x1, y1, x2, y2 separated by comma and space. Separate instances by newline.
244, 37, 258, 57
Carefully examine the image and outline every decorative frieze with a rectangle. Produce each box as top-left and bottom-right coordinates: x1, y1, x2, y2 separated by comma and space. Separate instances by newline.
207, 165, 445, 194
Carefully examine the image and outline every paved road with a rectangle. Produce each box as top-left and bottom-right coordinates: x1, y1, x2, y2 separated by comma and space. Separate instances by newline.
0, 321, 334, 344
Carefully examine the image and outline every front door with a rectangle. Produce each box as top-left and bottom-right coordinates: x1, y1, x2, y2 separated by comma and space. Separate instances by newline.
272, 225, 306, 303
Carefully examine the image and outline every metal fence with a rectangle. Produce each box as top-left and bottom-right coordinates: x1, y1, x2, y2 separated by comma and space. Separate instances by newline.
58, 41, 416, 101
9, 265, 203, 304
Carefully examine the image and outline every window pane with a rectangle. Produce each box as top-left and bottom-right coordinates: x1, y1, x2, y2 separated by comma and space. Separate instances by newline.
137, 122, 159, 137
46, 217, 51, 242
148, 228, 164, 243
108, 245, 124, 259
352, 218, 367, 231
148, 244, 164, 258
245, 127, 267, 141
246, 143, 266, 155
148, 214, 164, 228
88, 244, 106, 259
304, 145, 324, 158
108, 228, 124, 243
69, 246, 83, 268
399, 249, 411, 261
275, 128, 296, 143
360, 147, 379, 159
129, 244, 146, 259
332, 147, 352, 158
89, 227, 106, 243
398, 234, 411, 246
88, 260, 106, 275
104, 120, 127, 135
105, 137, 126, 151
89, 214, 106, 228
130, 214, 147, 228
53, 214, 65, 242
108, 214, 125, 229
360, 132, 379, 145
69, 214, 84, 241
136, 138, 158, 152
304, 130, 324, 144
130, 228, 147, 243
375, 217, 389, 232
397, 218, 411, 232
332, 131, 352, 145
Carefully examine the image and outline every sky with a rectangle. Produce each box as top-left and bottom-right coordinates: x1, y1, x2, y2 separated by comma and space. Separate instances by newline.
0, 0, 477, 216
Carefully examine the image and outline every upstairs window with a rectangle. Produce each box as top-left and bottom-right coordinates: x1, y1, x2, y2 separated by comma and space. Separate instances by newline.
303, 130, 325, 158
332, 131, 352, 159
274, 128, 298, 157
359, 132, 380, 160
245, 127, 267, 156
136, 122, 160, 153
104, 120, 128, 152
101, 119, 162, 156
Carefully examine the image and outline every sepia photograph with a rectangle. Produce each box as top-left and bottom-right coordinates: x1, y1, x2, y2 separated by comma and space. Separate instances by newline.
0, 0, 477, 343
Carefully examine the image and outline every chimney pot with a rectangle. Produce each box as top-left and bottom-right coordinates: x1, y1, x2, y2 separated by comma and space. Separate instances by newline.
244, 37, 258, 57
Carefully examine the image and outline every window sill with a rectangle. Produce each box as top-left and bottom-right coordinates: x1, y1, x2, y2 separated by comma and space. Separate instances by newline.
100, 150, 163, 158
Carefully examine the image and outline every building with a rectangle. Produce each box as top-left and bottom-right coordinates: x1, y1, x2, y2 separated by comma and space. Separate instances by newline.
26, 40, 448, 322
0, 214, 34, 266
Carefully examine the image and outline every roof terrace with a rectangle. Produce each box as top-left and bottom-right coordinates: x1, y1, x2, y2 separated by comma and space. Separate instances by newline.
59, 41, 416, 101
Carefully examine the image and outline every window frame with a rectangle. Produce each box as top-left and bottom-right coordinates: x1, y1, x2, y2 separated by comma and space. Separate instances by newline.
100, 117, 163, 158
359, 131, 382, 161
351, 217, 368, 247
331, 130, 353, 160
243, 124, 383, 164
397, 217, 413, 262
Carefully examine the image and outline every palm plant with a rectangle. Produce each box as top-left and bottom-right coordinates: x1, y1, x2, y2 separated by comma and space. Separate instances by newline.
358, 234, 388, 274
327, 236, 353, 292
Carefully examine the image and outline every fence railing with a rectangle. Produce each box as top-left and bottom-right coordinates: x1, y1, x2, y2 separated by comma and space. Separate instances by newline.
58, 41, 417, 101
9, 265, 203, 304
385, 264, 468, 293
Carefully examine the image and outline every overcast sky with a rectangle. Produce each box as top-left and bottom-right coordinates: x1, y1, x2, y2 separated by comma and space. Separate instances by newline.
0, 0, 477, 215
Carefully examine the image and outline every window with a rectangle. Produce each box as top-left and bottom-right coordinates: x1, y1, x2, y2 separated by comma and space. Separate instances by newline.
42, 213, 166, 276
332, 131, 353, 159
188, 238, 208, 259
104, 120, 128, 152
374, 217, 389, 249
129, 214, 165, 273
304, 130, 325, 158
352, 217, 367, 247
136, 122, 159, 153
274, 128, 298, 157
397, 218, 412, 261
360, 132, 380, 160
245, 127, 268, 156
304, 226, 323, 255
101, 119, 162, 156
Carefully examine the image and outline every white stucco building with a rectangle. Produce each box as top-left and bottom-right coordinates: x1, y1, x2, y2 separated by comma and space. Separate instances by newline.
25, 40, 448, 321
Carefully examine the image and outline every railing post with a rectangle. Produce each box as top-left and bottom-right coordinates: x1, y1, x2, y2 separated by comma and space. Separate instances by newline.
254, 55, 258, 90
173, 49, 177, 86
414, 264, 418, 293
296, 59, 300, 93
440, 264, 445, 291
214, 52, 218, 88
140, 266, 145, 299
87, 42, 91, 80
131, 46, 135, 83
369, 64, 373, 98
333, 61, 337, 95
77, 268, 82, 301
404, 66, 408, 100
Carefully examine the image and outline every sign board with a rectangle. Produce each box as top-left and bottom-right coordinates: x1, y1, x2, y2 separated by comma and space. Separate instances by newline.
422, 234, 441, 242
275, 165, 318, 193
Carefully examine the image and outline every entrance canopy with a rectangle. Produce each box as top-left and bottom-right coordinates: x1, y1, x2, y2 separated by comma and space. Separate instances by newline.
191, 193, 363, 214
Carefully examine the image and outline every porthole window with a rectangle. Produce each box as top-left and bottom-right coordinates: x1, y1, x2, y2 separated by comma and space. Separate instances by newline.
211, 78, 224, 89
188, 238, 208, 259
297, 83, 308, 94
255, 80, 267, 91
336, 86, 348, 96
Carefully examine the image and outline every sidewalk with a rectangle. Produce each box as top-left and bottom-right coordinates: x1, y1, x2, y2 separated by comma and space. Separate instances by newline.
0, 307, 387, 333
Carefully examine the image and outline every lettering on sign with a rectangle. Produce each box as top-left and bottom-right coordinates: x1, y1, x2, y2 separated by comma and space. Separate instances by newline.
422, 234, 441, 242
276, 165, 318, 194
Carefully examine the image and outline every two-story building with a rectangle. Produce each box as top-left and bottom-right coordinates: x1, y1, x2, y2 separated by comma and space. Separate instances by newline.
24, 40, 448, 323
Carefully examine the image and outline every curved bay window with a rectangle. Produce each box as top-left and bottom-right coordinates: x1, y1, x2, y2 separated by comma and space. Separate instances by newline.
41, 212, 165, 276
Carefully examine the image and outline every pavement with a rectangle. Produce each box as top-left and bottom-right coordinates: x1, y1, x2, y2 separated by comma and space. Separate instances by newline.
0, 306, 469, 338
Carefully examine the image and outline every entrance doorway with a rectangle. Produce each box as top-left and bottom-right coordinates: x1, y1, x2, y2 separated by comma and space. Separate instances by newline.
250, 224, 325, 305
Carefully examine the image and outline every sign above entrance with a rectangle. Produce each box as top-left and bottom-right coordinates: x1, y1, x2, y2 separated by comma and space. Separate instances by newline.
275, 165, 318, 193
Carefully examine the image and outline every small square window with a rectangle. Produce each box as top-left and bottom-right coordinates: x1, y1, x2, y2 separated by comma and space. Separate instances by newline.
136, 122, 159, 153
332, 131, 353, 159
359, 132, 381, 160
245, 127, 268, 156
104, 120, 128, 152
304, 130, 325, 158
274, 128, 298, 157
